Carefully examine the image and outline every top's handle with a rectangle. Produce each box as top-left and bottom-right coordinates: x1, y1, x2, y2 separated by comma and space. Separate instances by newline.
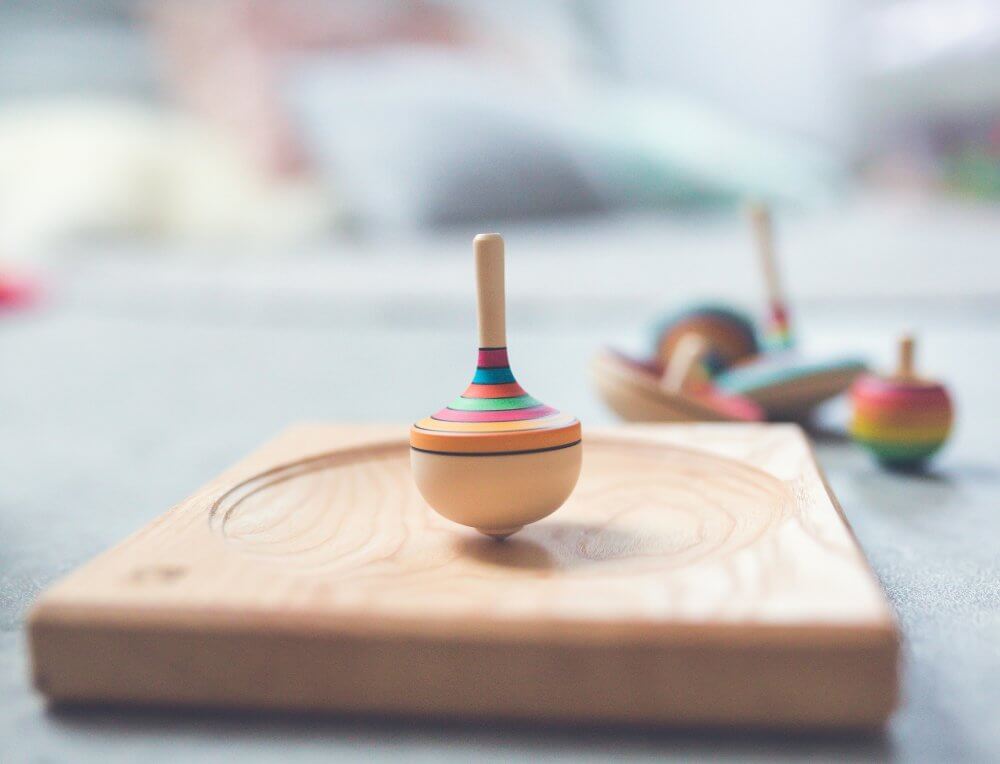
660, 333, 708, 393
747, 202, 784, 310
896, 334, 915, 380
474, 233, 507, 348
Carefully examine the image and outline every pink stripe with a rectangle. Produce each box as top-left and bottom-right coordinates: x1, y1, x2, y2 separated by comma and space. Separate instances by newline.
462, 382, 527, 399
477, 348, 509, 368
432, 405, 556, 422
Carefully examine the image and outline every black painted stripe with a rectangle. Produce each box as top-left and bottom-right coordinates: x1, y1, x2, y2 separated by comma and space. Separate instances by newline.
410, 439, 581, 457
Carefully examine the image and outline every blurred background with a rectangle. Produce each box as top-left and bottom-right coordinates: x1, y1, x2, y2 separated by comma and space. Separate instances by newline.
4, 0, 1000, 495
1, 0, 999, 320
2, 0, 1000, 250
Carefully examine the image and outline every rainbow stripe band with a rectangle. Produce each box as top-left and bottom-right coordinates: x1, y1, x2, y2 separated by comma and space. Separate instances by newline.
764, 303, 795, 351
411, 347, 580, 455
849, 375, 953, 466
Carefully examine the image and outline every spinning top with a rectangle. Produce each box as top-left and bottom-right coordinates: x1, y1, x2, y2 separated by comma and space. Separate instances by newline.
650, 202, 787, 372
711, 204, 866, 420
652, 303, 758, 374
410, 234, 582, 539
849, 335, 954, 469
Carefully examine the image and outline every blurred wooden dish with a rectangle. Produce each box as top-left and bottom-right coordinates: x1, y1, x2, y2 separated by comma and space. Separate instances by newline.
591, 347, 764, 423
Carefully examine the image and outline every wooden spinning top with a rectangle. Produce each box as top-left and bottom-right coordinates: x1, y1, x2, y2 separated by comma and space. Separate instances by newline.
652, 304, 759, 374
410, 234, 582, 539
849, 335, 954, 468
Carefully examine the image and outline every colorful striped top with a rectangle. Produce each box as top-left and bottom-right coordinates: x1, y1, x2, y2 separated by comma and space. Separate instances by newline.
410, 347, 581, 456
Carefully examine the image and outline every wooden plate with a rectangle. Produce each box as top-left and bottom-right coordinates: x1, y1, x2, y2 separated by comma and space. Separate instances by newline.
29, 424, 897, 730
590, 348, 760, 422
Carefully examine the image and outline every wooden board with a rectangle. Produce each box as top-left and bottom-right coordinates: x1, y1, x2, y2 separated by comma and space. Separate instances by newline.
28, 423, 898, 730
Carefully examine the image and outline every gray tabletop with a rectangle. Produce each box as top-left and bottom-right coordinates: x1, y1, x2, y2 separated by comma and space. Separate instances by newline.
3, 218, 999, 762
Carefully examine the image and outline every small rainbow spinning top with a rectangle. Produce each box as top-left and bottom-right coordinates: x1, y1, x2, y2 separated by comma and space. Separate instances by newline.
849, 335, 954, 469
410, 234, 582, 539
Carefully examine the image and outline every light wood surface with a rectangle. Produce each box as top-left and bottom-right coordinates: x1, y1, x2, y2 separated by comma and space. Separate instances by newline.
474, 233, 506, 348
28, 423, 897, 730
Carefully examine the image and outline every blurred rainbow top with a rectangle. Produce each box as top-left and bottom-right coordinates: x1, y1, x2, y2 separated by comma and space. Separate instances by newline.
411, 347, 580, 456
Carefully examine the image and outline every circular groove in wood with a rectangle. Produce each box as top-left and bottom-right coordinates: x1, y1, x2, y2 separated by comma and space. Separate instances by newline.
207, 437, 791, 619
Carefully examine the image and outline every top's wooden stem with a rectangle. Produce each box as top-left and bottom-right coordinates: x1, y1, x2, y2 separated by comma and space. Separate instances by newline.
661, 333, 707, 393
897, 334, 915, 379
747, 202, 784, 310
475, 233, 506, 348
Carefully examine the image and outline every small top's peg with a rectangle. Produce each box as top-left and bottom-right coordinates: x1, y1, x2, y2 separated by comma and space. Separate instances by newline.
410, 234, 582, 540
849, 333, 954, 469
661, 333, 710, 394
895, 334, 915, 380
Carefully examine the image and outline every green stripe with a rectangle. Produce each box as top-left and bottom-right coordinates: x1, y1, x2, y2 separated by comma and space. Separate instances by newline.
857, 438, 943, 463
447, 394, 541, 411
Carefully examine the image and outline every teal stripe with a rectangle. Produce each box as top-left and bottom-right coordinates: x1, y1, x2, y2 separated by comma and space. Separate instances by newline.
448, 395, 540, 412
473, 367, 516, 384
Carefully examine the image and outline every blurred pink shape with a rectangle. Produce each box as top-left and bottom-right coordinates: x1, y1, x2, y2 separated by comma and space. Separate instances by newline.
0, 271, 40, 311
149, 0, 470, 178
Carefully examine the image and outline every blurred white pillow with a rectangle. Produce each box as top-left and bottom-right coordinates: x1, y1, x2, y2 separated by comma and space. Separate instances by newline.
0, 99, 333, 257
287, 47, 844, 230
287, 48, 609, 228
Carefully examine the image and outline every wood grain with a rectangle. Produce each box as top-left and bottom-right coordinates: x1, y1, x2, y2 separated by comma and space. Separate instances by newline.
28, 423, 898, 729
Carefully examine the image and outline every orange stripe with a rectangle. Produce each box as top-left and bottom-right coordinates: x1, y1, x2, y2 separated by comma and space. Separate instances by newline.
851, 399, 952, 426
409, 420, 580, 454
850, 418, 951, 442
414, 412, 572, 433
